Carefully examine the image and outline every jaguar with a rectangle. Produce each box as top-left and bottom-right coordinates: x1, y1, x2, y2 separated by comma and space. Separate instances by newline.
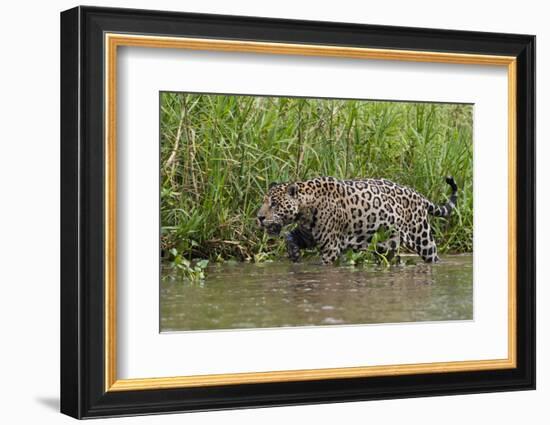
256, 176, 457, 264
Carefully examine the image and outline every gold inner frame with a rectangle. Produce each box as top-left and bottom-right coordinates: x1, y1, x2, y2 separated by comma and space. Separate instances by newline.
104, 33, 517, 392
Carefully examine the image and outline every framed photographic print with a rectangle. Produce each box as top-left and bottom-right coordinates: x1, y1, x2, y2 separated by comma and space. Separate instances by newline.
60, 6, 535, 419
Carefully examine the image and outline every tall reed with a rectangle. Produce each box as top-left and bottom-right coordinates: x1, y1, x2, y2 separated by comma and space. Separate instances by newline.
160, 93, 473, 260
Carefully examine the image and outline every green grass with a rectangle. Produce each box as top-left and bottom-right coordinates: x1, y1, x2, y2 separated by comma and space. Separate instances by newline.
160, 92, 473, 261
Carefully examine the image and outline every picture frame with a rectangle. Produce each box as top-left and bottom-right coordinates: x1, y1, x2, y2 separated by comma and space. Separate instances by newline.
60, 5, 535, 419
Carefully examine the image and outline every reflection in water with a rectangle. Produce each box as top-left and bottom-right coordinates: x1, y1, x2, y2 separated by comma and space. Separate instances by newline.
160, 255, 473, 332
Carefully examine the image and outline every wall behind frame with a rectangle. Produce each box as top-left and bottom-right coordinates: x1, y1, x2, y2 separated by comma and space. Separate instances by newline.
0, 1, 543, 424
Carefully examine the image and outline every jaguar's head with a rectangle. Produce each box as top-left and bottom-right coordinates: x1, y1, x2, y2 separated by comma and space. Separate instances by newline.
256, 182, 301, 236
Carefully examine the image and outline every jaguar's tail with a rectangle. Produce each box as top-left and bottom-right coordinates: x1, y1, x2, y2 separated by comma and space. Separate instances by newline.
427, 176, 458, 217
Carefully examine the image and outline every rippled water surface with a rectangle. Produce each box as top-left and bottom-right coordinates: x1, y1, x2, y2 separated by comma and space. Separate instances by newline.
160, 254, 473, 332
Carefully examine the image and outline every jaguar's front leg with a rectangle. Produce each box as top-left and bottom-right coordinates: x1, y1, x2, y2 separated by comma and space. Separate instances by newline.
285, 232, 302, 262
285, 226, 315, 262
320, 243, 342, 265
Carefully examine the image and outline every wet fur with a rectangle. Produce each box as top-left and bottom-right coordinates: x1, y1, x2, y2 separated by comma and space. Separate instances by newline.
257, 176, 457, 264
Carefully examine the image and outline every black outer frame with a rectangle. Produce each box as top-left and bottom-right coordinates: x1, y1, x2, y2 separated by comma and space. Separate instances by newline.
60, 5, 535, 419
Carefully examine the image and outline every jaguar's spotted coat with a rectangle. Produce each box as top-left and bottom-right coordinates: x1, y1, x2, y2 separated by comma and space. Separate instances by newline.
256, 176, 457, 264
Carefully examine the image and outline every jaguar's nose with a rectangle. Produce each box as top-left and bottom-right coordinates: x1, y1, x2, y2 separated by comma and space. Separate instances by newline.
257, 215, 266, 226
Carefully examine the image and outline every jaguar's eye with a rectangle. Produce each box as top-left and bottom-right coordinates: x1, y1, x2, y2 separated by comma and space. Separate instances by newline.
270, 201, 277, 209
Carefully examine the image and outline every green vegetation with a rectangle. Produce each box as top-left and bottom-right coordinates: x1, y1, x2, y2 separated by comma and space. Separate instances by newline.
160, 93, 473, 263
167, 248, 209, 282
338, 226, 401, 267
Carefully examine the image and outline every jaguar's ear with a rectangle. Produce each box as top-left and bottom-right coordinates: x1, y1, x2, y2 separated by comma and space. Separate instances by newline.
269, 182, 278, 189
287, 183, 299, 198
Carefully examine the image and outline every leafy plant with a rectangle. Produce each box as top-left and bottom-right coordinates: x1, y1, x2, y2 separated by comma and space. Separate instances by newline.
169, 248, 209, 282
339, 227, 398, 267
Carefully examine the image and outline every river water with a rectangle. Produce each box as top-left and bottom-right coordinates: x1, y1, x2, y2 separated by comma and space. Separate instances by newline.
160, 254, 473, 332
